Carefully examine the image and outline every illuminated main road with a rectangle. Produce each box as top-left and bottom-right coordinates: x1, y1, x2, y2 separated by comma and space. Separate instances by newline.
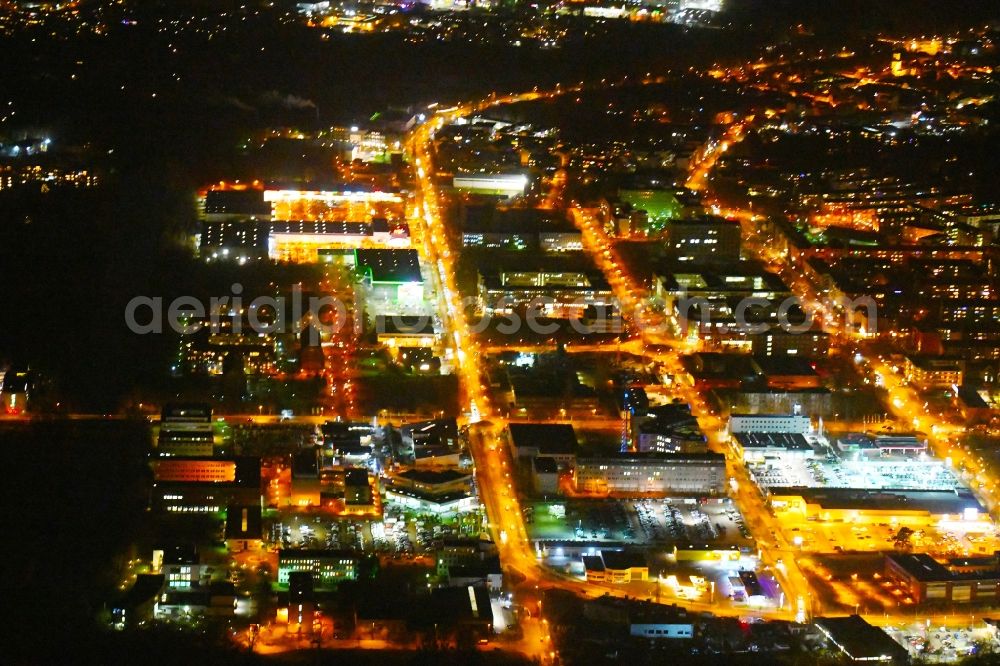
686, 75, 1000, 624
405, 60, 996, 625
405, 82, 799, 627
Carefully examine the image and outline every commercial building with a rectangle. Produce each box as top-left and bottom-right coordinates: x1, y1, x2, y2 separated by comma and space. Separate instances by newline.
152, 545, 209, 589
199, 220, 270, 263
673, 544, 741, 562
749, 440, 987, 527
654, 265, 790, 306
290, 458, 381, 515
268, 220, 410, 262
574, 453, 726, 495
201, 217, 410, 263
344, 467, 373, 506
355, 248, 425, 317
390, 468, 472, 496
729, 413, 812, 435
508, 422, 578, 469
428, 585, 495, 641
290, 449, 323, 506
414, 446, 462, 468
632, 403, 707, 454
903, 354, 964, 389
835, 433, 928, 458
385, 486, 476, 514
375, 315, 437, 349
663, 217, 741, 264
654, 265, 805, 349
151, 458, 238, 483
282, 572, 316, 632
157, 404, 215, 457
584, 551, 649, 584
540, 232, 585, 253
732, 433, 815, 463
532, 456, 560, 495
400, 418, 459, 453
322, 420, 375, 463
629, 613, 694, 640
173, 308, 285, 377
155, 582, 237, 620
263, 187, 404, 208
160, 402, 212, 423
751, 329, 831, 358
709, 387, 834, 419
436, 538, 498, 576
583, 555, 606, 582
396, 419, 461, 469
277, 549, 359, 588
680, 352, 756, 391
453, 172, 529, 196
0, 367, 30, 416
201, 188, 271, 222
385, 468, 477, 514
751, 356, 822, 390
477, 255, 614, 319
767, 487, 986, 526
601, 551, 650, 583
675, 297, 811, 351
459, 204, 581, 252
442, 557, 503, 591
112, 574, 165, 628
808, 252, 997, 347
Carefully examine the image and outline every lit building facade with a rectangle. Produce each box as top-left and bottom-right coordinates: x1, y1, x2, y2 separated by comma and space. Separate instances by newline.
575, 454, 726, 495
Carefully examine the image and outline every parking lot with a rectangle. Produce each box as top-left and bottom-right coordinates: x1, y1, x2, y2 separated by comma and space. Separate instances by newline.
542, 547, 777, 613
269, 513, 370, 552
775, 516, 1000, 558
748, 455, 964, 493
526, 498, 753, 547
634, 498, 751, 546
376, 508, 480, 554
884, 622, 997, 663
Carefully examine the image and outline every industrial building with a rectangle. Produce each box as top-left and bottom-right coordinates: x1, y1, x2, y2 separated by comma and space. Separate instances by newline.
885, 552, 1000, 605
814, 615, 908, 663
583, 596, 694, 641
150, 457, 261, 513
225, 505, 263, 552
